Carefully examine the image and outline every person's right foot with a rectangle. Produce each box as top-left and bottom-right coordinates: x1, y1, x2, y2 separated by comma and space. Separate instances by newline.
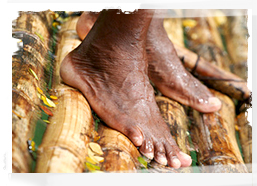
60, 9, 192, 168
146, 11, 221, 113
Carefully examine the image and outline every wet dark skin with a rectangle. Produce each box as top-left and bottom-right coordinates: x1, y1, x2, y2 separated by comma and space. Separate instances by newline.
60, 9, 221, 168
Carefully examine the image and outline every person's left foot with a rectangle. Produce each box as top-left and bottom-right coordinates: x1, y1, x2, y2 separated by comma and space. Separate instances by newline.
76, 11, 221, 113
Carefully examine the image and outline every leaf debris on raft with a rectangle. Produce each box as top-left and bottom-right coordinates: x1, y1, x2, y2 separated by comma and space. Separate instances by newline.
50, 95, 58, 100
28, 68, 39, 81
41, 95, 56, 108
138, 156, 148, 169
89, 142, 104, 156
39, 105, 53, 116
34, 31, 45, 42
85, 143, 105, 173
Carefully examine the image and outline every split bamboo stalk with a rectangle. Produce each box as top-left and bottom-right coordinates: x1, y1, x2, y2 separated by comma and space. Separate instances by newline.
221, 9, 249, 80
237, 112, 252, 172
12, 11, 53, 173
183, 9, 231, 71
190, 89, 248, 173
97, 124, 141, 172
36, 16, 95, 173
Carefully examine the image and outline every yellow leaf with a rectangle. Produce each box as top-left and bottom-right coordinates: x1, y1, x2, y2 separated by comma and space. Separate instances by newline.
182, 19, 197, 28
12, 110, 23, 118
94, 136, 101, 142
50, 95, 58, 100
85, 156, 98, 165
31, 141, 36, 151
41, 95, 48, 105
89, 142, 103, 155
37, 87, 44, 95
46, 97, 56, 108
43, 120, 50, 123
41, 95, 56, 108
93, 156, 104, 163
87, 147, 95, 157
37, 92, 41, 99
85, 162, 100, 172
29, 68, 39, 81
87, 148, 104, 164
235, 124, 240, 131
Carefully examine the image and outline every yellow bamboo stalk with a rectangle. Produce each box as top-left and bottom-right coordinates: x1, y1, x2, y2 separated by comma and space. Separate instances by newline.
237, 112, 252, 172
190, 90, 248, 173
12, 11, 53, 173
222, 9, 248, 80
97, 124, 141, 173
36, 16, 95, 173
183, 9, 231, 71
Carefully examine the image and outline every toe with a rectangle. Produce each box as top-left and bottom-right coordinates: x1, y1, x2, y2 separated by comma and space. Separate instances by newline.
119, 124, 144, 147
164, 139, 182, 169
154, 141, 167, 165
139, 138, 154, 160
177, 151, 192, 167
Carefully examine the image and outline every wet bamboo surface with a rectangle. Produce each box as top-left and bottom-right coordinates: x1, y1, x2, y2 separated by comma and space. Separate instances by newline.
190, 90, 247, 173
35, 16, 95, 173
12, 10, 53, 173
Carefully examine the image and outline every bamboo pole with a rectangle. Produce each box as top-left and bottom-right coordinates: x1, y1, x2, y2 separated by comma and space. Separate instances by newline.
237, 112, 252, 172
163, 9, 184, 47
183, 10, 231, 71
12, 11, 53, 173
190, 90, 247, 173
35, 16, 95, 173
221, 9, 248, 80
97, 124, 141, 172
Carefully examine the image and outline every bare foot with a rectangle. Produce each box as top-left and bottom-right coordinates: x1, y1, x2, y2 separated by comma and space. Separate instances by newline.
76, 10, 221, 113
60, 10, 192, 168
146, 11, 222, 113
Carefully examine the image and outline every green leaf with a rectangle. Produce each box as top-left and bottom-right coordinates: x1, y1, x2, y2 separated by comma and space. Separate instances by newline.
138, 156, 148, 169
29, 68, 39, 80
85, 162, 101, 172
34, 31, 44, 42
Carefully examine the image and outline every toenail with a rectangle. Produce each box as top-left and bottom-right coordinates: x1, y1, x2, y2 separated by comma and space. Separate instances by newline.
208, 97, 222, 108
179, 151, 191, 161
171, 158, 181, 169
158, 157, 167, 165
143, 153, 154, 160
133, 136, 143, 146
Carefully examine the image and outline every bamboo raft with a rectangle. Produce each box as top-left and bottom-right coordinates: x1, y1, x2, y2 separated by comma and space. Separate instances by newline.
12, 10, 251, 173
